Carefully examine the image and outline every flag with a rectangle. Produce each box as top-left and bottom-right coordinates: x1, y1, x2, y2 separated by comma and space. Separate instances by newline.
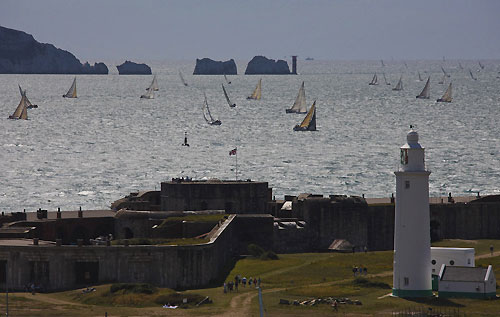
229, 148, 237, 156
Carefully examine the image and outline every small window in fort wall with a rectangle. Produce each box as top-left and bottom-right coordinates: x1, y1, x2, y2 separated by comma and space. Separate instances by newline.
405, 181, 410, 189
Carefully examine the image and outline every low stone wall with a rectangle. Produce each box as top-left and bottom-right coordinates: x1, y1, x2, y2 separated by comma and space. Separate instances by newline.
0, 215, 236, 291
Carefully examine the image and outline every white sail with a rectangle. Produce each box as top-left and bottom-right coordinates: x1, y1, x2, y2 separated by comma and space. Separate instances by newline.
222, 84, 236, 107
369, 73, 378, 85
63, 77, 77, 98
18, 84, 37, 108
437, 83, 452, 103
140, 83, 155, 99
416, 77, 430, 99
287, 82, 307, 113
147, 75, 159, 91
392, 76, 403, 91
383, 73, 390, 85
179, 72, 188, 87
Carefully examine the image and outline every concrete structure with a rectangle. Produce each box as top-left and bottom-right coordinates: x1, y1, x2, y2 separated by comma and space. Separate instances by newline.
438, 265, 496, 299
393, 129, 432, 297
291, 56, 297, 74
161, 179, 271, 213
431, 247, 475, 275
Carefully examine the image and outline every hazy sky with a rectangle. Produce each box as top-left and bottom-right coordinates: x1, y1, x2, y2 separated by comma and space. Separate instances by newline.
1, 0, 499, 62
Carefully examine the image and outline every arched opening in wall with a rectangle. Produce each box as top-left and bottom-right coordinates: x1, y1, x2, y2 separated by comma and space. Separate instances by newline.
70, 225, 88, 244
200, 201, 208, 210
430, 220, 441, 242
225, 202, 233, 213
124, 227, 134, 239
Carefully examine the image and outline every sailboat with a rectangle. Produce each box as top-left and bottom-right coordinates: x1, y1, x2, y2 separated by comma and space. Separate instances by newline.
368, 73, 378, 85
478, 61, 485, 70
224, 74, 231, 84
392, 76, 403, 91
381, 60, 385, 67
416, 77, 430, 99
383, 73, 390, 85
222, 84, 236, 108
179, 72, 188, 87
18, 85, 38, 109
146, 75, 159, 91
436, 83, 452, 103
247, 79, 262, 100
202, 93, 221, 125
286, 81, 307, 114
469, 69, 477, 81
140, 83, 155, 99
63, 77, 77, 98
458, 62, 464, 70
293, 101, 316, 131
418, 72, 423, 82
8, 95, 28, 120
441, 66, 450, 78
438, 74, 446, 85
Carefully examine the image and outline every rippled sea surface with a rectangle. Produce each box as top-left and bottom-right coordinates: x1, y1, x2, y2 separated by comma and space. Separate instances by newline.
1, 60, 499, 212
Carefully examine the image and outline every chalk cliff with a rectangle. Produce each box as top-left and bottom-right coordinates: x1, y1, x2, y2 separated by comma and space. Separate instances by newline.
193, 58, 237, 75
245, 56, 291, 75
116, 61, 152, 75
0, 26, 108, 74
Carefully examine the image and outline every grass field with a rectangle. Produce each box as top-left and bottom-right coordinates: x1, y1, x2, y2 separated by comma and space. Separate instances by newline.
0, 239, 498, 316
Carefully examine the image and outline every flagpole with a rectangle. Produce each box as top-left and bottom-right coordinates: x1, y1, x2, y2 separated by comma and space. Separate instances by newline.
235, 147, 238, 180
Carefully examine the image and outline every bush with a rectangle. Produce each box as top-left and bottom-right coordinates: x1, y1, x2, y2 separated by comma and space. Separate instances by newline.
247, 244, 265, 257
110, 283, 158, 294
260, 250, 279, 260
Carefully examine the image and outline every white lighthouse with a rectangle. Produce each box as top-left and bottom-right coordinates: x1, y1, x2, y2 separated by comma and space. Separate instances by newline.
392, 128, 432, 297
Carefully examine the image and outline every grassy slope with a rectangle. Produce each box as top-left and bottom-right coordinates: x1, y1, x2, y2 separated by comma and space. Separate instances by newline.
0, 239, 498, 316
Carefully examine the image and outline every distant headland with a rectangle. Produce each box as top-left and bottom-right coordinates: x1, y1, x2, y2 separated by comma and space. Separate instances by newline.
116, 60, 152, 75
0, 26, 108, 74
193, 58, 237, 75
245, 55, 291, 75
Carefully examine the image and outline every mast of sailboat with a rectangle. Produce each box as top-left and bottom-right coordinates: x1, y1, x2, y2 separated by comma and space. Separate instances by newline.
222, 84, 235, 107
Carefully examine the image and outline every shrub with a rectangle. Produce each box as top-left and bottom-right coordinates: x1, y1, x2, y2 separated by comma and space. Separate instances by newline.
110, 283, 158, 294
247, 244, 265, 257
260, 250, 279, 260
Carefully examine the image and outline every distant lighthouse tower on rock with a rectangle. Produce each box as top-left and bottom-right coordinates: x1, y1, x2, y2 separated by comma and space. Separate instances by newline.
392, 127, 433, 297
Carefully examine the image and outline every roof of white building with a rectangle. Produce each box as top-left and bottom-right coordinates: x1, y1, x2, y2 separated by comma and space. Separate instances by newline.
440, 266, 490, 282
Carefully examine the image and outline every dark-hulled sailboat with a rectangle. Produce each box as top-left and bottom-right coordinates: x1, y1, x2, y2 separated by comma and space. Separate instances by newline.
222, 84, 236, 108
369, 73, 378, 85
293, 101, 316, 131
203, 93, 221, 125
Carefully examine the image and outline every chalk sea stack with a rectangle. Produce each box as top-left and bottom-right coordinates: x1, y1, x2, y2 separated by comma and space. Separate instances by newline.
193, 58, 237, 75
245, 56, 291, 75
116, 61, 152, 75
0, 25, 108, 74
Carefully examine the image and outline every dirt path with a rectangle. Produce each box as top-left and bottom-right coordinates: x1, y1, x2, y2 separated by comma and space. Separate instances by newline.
476, 250, 500, 259
12, 292, 87, 307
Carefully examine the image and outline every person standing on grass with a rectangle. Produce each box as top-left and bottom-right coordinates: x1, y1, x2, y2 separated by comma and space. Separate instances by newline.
242, 277, 247, 287
490, 245, 494, 256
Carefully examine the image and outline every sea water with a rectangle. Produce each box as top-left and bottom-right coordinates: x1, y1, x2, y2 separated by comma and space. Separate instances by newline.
0, 60, 499, 212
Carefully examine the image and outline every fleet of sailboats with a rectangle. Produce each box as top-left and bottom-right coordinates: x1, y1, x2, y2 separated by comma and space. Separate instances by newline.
368, 73, 378, 85
222, 84, 236, 108
416, 77, 431, 99
293, 101, 316, 131
392, 76, 403, 91
437, 83, 452, 103
286, 82, 307, 113
247, 79, 262, 100
63, 77, 77, 98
